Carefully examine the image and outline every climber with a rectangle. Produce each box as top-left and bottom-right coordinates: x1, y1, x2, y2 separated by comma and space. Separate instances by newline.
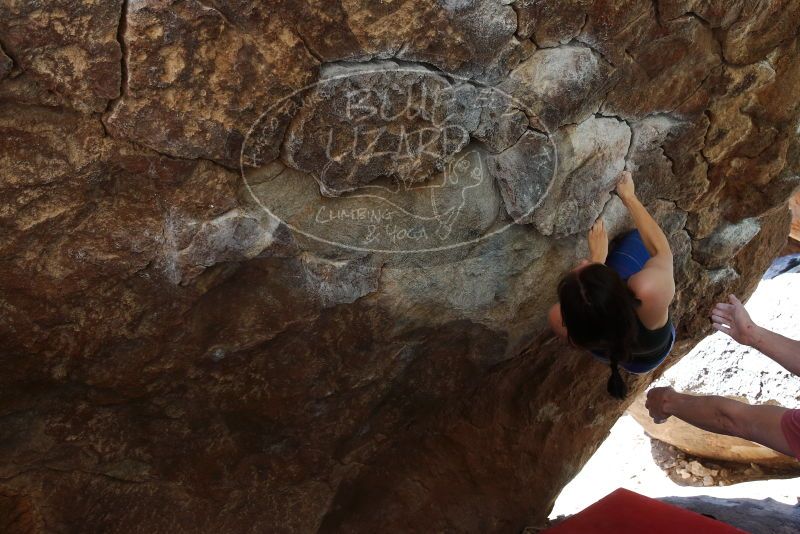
645, 295, 800, 460
548, 170, 676, 400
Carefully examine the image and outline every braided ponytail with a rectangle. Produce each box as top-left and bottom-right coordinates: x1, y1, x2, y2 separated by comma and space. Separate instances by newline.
558, 263, 640, 401
607, 354, 628, 399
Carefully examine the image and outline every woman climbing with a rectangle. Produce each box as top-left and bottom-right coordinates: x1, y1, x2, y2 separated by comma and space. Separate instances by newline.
548, 170, 676, 400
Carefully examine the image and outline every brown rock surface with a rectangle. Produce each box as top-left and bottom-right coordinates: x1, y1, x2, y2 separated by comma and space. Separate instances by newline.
602, 16, 721, 119
0, 0, 122, 112
0, 45, 12, 81
103, 0, 318, 168
0, 1, 799, 533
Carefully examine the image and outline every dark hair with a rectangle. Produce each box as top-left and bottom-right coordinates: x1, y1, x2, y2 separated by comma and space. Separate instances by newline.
558, 263, 641, 400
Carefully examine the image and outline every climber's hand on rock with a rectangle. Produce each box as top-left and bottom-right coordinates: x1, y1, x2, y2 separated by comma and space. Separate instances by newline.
646, 386, 673, 424
588, 219, 608, 263
711, 294, 760, 347
615, 170, 635, 201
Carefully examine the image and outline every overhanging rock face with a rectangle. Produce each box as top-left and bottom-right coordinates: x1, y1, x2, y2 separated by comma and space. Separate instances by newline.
0, 1, 799, 532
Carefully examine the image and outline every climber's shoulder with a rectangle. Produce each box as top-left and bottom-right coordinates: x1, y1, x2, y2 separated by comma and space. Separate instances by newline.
627, 255, 675, 328
548, 303, 568, 339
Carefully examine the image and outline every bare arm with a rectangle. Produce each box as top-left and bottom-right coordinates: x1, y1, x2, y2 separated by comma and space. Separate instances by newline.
751, 328, 800, 375
616, 171, 672, 259
548, 304, 568, 339
646, 387, 793, 457
712, 294, 800, 375
616, 172, 675, 328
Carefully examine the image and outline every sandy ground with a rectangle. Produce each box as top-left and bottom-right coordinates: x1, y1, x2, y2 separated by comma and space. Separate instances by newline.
550, 414, 800, 518
550, 268, 800, 519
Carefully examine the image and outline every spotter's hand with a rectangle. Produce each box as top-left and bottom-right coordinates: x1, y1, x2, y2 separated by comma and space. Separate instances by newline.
646, 387, 674, 424
712, 294, 759, 347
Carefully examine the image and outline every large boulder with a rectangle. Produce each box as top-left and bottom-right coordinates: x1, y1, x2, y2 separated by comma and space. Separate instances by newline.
0, 1, 799, 532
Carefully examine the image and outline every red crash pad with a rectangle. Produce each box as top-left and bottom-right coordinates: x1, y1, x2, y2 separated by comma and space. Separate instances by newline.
544, 488, 746, 534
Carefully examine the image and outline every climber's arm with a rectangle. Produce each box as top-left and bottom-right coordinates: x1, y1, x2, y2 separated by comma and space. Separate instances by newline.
616, 171, 672, 259
615, 171, 674, 327
646, 387, 794, 457
548, 304, 568, 339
